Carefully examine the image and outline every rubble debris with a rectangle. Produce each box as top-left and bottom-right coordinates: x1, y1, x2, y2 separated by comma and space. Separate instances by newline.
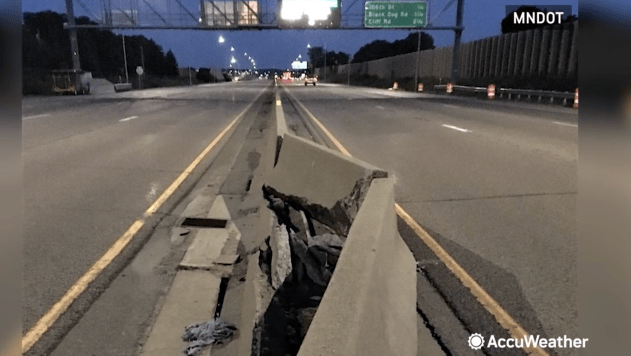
214, 254, 239, 266
252, 194, 350, 356
262, 170, 386, 237
182, 318, 237, 355
270, 213, 293, 289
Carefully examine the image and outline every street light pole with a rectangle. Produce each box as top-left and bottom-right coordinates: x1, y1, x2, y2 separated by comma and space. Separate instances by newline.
415, 31, 422, 91
324, 43, 327, 82
65, 0, 81, 70
347, 56, 351, 86
122, 35, 129, 83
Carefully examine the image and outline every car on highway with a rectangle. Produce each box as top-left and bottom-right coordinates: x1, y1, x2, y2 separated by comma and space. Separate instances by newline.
304, 75, 318, 86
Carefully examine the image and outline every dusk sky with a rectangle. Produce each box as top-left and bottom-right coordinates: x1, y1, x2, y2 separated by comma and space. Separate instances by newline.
22, 0, 578, 70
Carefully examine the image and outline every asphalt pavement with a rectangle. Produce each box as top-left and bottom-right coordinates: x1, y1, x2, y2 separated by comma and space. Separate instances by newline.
22, 81, 269, 342
22, 80, 578, 355
284, 83, 578, 355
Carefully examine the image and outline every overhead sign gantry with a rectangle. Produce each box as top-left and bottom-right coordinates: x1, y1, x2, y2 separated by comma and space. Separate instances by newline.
364, 1, 427, 28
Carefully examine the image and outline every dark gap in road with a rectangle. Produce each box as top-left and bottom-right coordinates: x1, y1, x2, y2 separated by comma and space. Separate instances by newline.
180, 217, 228, 228
416, 305, 455, 356
399, 218, 556, 356
214, 277, 231, 318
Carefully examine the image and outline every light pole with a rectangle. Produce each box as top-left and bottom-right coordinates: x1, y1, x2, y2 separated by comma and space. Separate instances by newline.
347, 55, 352, 86
324, 42, 327, 82
122, 35, 129, 83
415, 31, 422, 92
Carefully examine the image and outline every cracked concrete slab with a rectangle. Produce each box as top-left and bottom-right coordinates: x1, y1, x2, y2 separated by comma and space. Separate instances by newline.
179, 228, 231, 269
209, 195, 232, 221
139, 270, 221, 356
264, 133, 387, 236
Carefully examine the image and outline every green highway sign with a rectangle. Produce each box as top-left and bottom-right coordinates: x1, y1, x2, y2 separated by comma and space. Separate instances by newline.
365, 1, 427, 28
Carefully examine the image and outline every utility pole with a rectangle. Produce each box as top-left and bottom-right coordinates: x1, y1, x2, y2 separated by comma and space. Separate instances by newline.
140, 45, 145, 89
415, 31, 422, 91
451, 0, 465, 83
122, 35, 129, 83
324, 43, 327, 82
347, 57, 351, 86
141, 45, 145, 70
65, 0, 81, 70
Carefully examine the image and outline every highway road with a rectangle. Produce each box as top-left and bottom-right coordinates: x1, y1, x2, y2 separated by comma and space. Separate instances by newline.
22, 81, 270, 354
282, 82, 578, 355
22, 80, 577, 355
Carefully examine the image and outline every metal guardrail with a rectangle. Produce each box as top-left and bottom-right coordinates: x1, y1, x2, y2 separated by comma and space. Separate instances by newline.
434, 84, 574, 98
434, 84, 577, 106
435, 84, 486, 93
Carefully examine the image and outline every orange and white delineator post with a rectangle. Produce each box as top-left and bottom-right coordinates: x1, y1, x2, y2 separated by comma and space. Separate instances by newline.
487, 84, 496, 99
418, 83, 423, 92
446, 83, 453, 94
573, 88, 578, 109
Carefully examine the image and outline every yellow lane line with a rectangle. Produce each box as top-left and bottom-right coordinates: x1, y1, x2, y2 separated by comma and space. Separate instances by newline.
287, 88, 550, 356
22, 90, 262, 353
396, 206, 549, 356
22, 219, 144, 353
281, 88, 352, 157
145, 111, 244, 215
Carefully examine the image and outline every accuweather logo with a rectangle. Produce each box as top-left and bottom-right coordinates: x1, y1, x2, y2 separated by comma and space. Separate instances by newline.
467, 334, 589, 350
468, 333, 485, 350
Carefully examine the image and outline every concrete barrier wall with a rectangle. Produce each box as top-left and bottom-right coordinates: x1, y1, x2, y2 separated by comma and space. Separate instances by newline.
238, 93, 416, 355
264, 133, 386, 236
298, 178, 417, 356
318, 20, 577, 85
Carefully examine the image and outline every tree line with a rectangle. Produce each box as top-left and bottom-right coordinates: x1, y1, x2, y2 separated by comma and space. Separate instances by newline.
308, 31, 436, 68
23, 11, 179, 80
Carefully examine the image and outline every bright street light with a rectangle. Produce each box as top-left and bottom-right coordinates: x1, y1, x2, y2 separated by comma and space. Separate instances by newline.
218, 36, 225, 43
231, 47, 234, 51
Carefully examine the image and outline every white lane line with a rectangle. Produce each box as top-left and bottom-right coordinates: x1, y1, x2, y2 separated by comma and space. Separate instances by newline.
442, 124, 471, 132
553, 121, 578, 127
23, 114, 50, 120
443, 104, 459, 109
120, 116, 139, 122
376, 105, 385, 110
